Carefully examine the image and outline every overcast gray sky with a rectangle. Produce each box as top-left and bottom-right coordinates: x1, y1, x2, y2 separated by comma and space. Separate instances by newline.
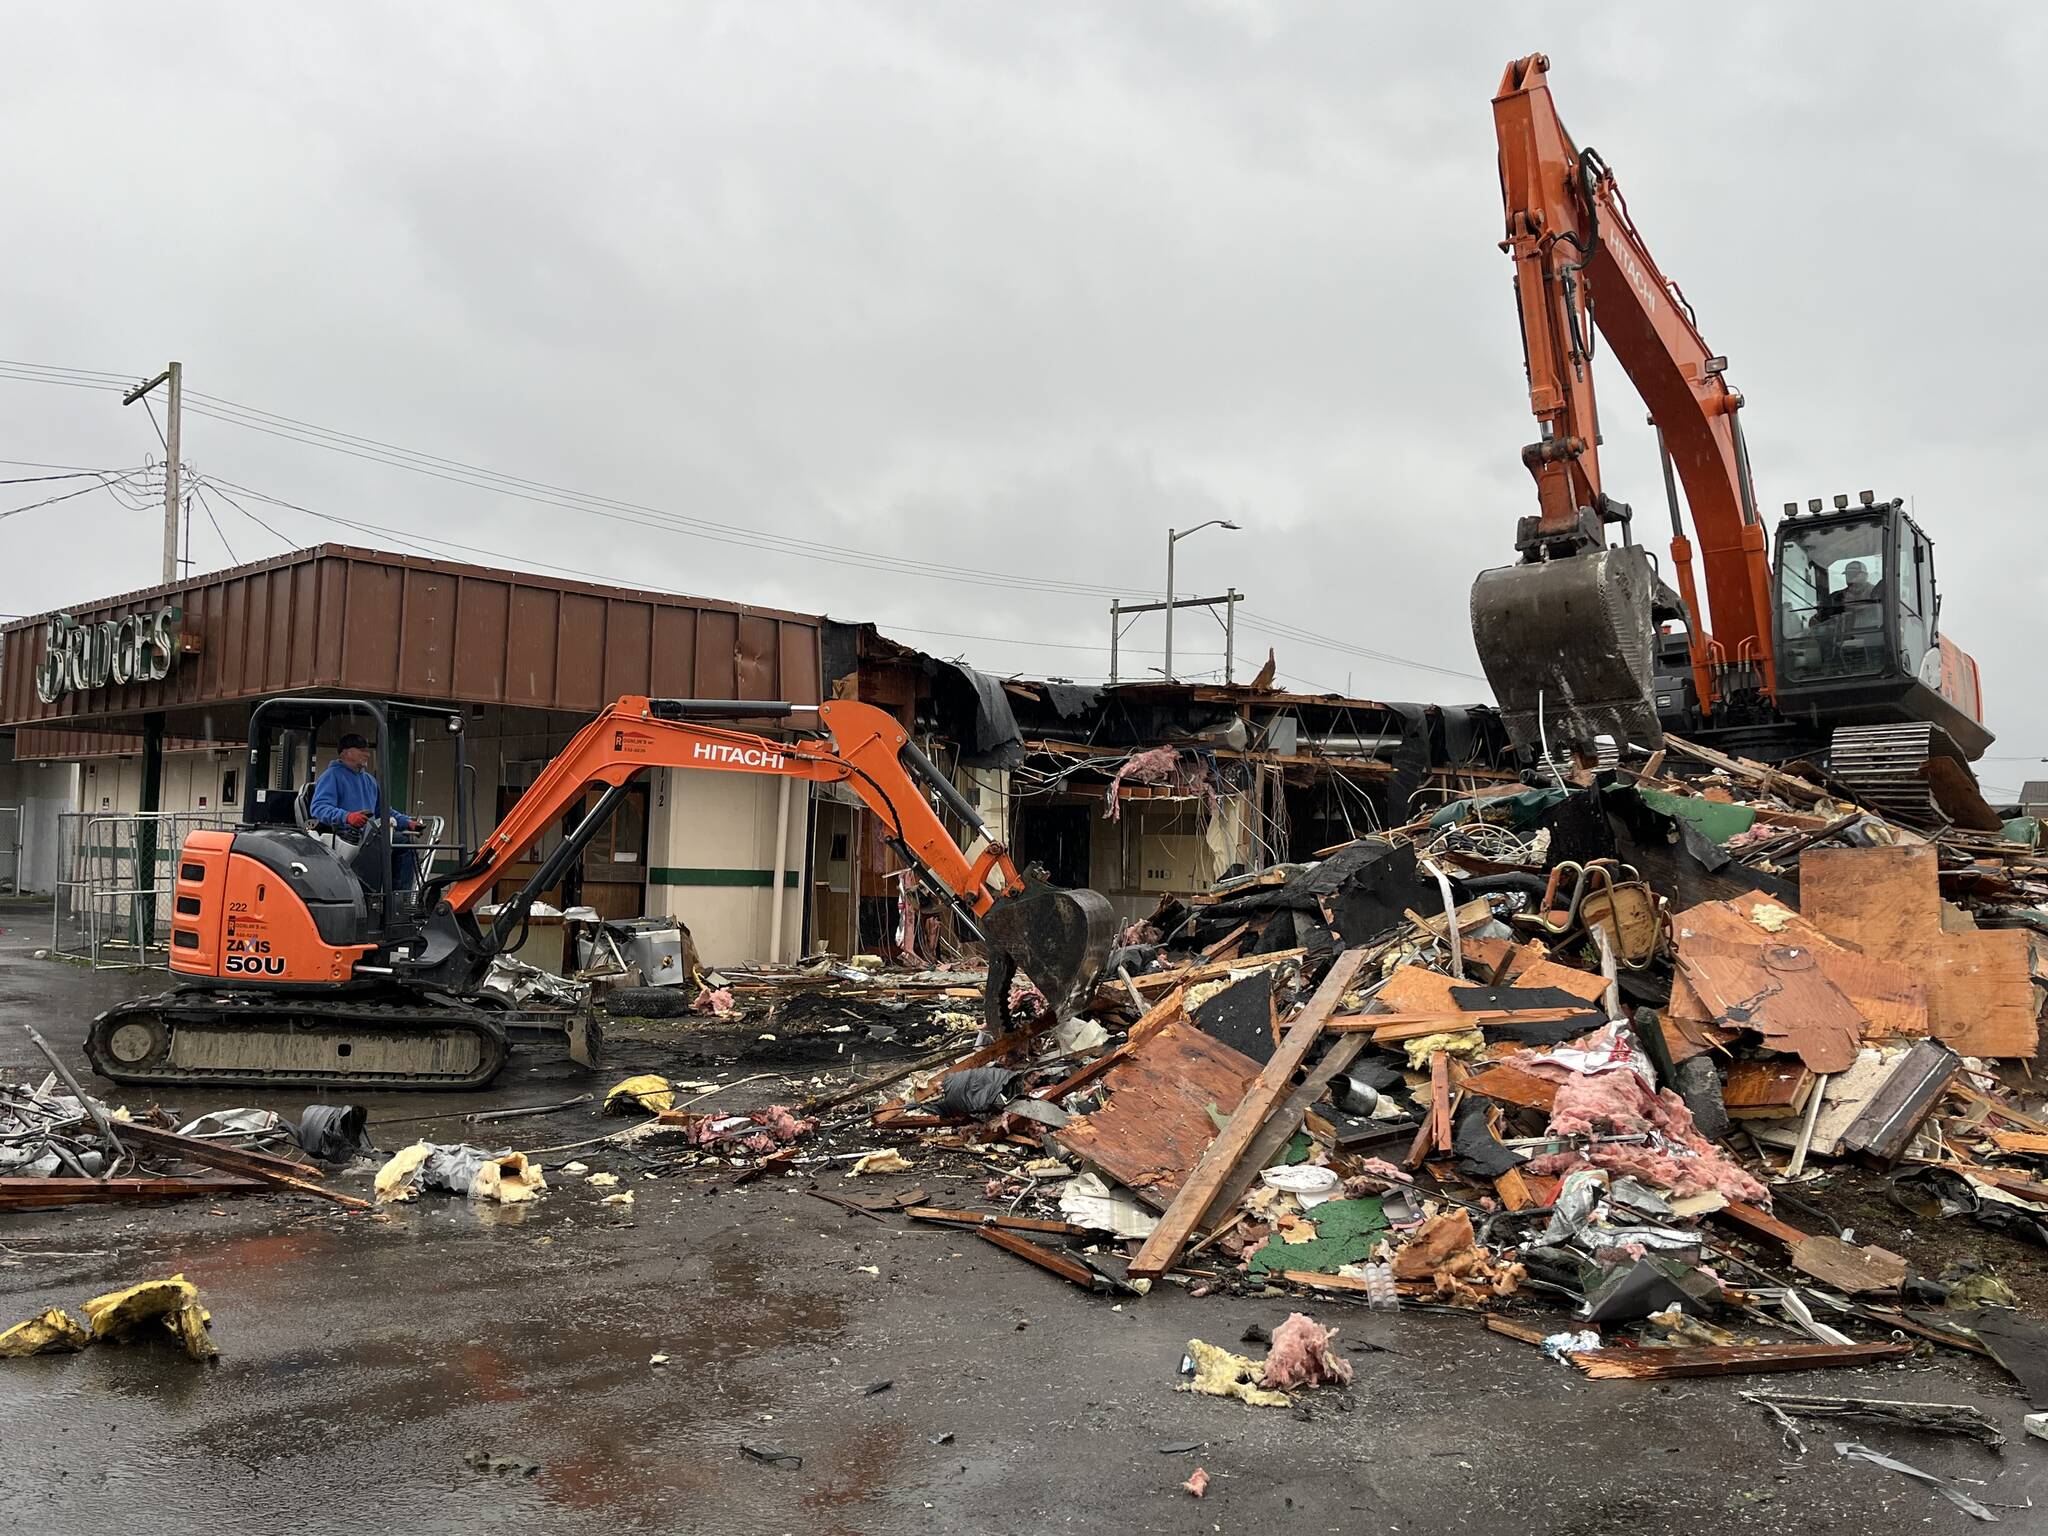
4, 3, 2043, 794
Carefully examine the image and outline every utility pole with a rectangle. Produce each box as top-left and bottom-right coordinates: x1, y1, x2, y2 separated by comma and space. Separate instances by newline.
123, 361, 182, 585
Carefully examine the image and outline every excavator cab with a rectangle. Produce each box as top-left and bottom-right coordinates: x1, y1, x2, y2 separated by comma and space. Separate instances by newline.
1772, 496, 1991, 761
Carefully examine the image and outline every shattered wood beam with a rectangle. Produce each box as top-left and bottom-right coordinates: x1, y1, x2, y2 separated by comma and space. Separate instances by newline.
975, 1227, 1104, 1291
1119, 949, 1308, 998
1569, 1340, 1910, 1380
1128, 946, 1369, 1280
109, 1121, 370, 1210
1662, 733, 1828, 805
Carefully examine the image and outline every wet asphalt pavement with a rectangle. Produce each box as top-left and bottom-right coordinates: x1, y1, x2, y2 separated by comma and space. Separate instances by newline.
1, 897, 2046, 1534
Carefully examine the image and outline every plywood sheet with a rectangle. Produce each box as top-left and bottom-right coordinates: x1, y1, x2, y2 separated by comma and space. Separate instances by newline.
1678, 934, 1863, 1074
1801, 846, 2038, 1058
1684, 895, 1930, 1040
1053, 1019, 1259, 1211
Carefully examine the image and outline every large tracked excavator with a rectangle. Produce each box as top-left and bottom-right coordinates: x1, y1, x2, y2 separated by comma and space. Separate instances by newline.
1471, 54, 1994, 827
89, 694, 1115, 1091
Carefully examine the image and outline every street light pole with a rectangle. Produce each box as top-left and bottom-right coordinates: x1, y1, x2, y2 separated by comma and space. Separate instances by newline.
1164, 527, 1177, 681
1162, 518, 1241, 682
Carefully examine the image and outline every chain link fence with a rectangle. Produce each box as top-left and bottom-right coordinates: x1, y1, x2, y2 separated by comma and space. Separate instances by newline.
51, 811, 232, 968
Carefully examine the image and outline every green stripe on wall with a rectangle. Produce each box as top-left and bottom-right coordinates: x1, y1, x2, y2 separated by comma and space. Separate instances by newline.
649, 867, 800, 888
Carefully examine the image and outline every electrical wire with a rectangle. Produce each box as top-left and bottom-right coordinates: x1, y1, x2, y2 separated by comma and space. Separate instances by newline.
6, 357, 1488, 685
0, 469, 154, 522
190, 486, 240, 565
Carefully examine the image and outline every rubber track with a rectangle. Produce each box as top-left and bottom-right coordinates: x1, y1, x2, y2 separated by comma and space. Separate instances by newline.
86, 988, 512, 1092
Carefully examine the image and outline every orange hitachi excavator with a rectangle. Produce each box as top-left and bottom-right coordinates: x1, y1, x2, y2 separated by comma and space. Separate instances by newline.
88, 693, 1114, 1090
1471, 53, 1993, 824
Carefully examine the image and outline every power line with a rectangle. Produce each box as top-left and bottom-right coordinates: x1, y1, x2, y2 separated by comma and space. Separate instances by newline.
0, 468, 153, 522
4, 357, 1489, 684
192, 486, 239, 565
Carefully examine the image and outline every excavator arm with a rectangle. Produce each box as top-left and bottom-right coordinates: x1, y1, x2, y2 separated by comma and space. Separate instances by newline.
435, 696, 1114, 1021
1476, 53, 1778, 751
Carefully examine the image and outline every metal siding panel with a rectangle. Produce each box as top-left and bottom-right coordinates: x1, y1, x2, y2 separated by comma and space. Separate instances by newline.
555, 593, 606, 711
694, 609, 739, 699
243, 573, 272, 704
735, 614, 778, 700
220, 580, 250, 701
342, 562, 403, 695
313, 558, 348, 687
288, 562, 319, 688
649, 607, 697, 697
453, 577, 510, 700
397, 568, 456, 697
264, 568, 293, 691
506, 588, 558, 705
604, 601, 652, 700
779, 619, 822, 706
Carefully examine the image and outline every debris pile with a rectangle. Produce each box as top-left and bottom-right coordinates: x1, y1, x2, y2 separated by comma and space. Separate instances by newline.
799, 730, 2048, 1425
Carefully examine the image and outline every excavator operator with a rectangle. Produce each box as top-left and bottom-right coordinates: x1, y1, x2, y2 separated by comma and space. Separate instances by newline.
311, 732, 420, 893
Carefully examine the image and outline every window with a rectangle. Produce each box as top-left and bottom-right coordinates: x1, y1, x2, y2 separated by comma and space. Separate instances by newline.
1777, 519, 1888, 683
1895, 520, 1932, 678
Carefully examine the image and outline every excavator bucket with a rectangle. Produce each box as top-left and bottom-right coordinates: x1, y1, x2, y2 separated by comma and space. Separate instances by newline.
1470, 545, 1664, 759
979, 878, 1118, 1023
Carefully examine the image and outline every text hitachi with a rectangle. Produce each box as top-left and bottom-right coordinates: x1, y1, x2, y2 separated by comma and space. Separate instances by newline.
692, 742, 785, 769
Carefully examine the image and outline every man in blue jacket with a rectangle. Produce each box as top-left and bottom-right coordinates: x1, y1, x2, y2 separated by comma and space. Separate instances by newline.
311, 732, 418, 892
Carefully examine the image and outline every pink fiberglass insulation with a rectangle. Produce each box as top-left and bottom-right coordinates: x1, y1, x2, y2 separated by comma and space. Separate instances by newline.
1528, 1069, 1768, 1205
1259, 1312, 1354, 1391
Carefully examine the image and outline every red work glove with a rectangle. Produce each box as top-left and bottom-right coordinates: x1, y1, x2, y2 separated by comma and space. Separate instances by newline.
344, 810, 370, 829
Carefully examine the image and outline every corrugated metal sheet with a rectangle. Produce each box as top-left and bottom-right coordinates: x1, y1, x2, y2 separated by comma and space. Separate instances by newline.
1, 544, 823, 730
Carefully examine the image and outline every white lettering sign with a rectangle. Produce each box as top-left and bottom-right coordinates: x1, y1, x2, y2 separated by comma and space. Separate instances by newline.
33, 606, 183, 703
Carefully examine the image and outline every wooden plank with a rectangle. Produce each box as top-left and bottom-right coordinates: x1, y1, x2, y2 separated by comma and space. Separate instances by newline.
1128, 946, 1370, 1279
1463, 1060, 1560, 1113
1791, 1236, 1909, 1295
906, 1207, 1094, 1238
974, 1227, 1103, 1291
1341, 1007, 1584, 1042
1052, 1019, 1261, 1211
1802, 845, 2038, 1058
1988, 1130, 2048, 1156
112, 1121, 370, 1210
1493, 1167, 1539, 1211
1121, 949, 1307, 998
1485, 1315, 1555, 1346
1570, 1340, 1910, 1380
1948, 1079, 2048, 1135
0, 1175, 263, 1208
1201, 922, 1251, 961
1196, 1033, 1370, 1230
1707, 1199, 1811, 1251
1429, 1051, 1454, 1154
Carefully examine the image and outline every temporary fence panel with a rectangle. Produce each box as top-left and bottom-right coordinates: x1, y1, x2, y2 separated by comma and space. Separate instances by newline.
0, 806, 19, 894
52, 810, 231, 968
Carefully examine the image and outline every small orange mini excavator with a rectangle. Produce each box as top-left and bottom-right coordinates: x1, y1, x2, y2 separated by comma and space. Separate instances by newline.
89, 693, 1115, 1090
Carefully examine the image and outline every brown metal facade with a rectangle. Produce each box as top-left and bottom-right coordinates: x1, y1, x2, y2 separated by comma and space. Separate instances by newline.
2, 544, 822, 731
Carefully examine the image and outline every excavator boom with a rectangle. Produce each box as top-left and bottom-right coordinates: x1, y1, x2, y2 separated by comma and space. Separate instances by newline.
1475, 52, 1777, 756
